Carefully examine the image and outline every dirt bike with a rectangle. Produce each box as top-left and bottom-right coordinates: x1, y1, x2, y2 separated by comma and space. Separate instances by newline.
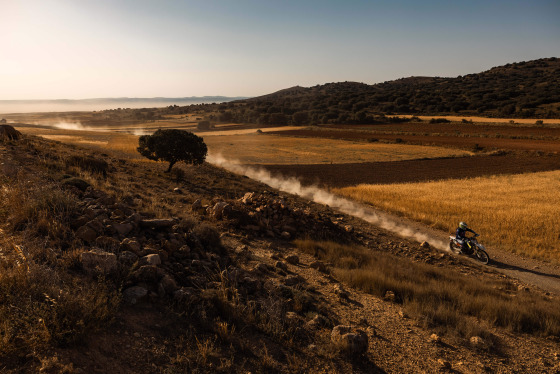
449, 234, 490, 264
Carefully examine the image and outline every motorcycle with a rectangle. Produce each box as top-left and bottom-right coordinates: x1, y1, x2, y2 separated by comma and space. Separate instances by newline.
449, 234, 490, 264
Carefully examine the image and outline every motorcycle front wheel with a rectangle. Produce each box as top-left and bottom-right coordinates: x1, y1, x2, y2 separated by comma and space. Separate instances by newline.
475, 250, 490, 265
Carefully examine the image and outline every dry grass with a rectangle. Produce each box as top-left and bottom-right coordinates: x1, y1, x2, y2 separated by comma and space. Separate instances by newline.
205, 133, 471, 165
0, 178, 120, 368
334, 170, 560, 263
295, 239, 560, 340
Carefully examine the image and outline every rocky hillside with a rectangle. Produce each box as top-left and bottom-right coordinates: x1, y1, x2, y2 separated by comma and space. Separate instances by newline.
1, 134, 560, 373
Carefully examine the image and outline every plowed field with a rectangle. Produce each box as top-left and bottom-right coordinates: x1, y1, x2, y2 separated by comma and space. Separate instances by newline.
261, 154, 560, 187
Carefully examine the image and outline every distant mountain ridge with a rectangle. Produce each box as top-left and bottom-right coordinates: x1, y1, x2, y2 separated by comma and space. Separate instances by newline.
0, 96, 248, 114
218, 57, 559, 124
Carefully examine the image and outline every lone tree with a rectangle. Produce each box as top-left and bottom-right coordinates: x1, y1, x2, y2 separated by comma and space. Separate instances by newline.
137, 129, 207, 172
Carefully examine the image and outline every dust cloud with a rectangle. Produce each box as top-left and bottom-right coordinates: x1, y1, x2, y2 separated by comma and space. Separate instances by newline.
208, 154, 449, 251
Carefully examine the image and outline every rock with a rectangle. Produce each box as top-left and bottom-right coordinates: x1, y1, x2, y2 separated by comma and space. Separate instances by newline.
384, 290, 396, 302
469, 336, 487, 349
331, 325, 368, 355
112, 222, 133, 236
139, 219, 175, 230
309, 260, 327, 273
420, 241, 430, 248
280, 231, 291, 240
210, 201, 231, 220
437, 359, 451, 369
275, 261, 288, 271
120, 238, 142, 254
284, 275, 303, 286
241, 192, 255, 204
429, 333, 441, 344
132, 265, 164, 283
334, 284, 349, 299
0, 125, 21, 140
142, 254, 161, 266
122, 286, 148, 304
344, 225, 354, 233
119, 251, 138, 265
173, 187, 182, 194
159, 274, 178, 294
254, 263, 268, 272
81, 250, 117, 273
285, 255, 299, 265
76, 225, 97, 243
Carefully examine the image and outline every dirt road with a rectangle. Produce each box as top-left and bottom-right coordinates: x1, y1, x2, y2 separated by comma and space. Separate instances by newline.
356, 203, 560, 296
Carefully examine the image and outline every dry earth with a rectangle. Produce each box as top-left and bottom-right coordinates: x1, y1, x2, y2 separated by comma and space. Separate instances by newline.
2, 135, 560, 373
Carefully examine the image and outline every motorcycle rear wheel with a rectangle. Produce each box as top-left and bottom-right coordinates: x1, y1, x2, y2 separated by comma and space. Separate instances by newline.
475, 250, 490, 265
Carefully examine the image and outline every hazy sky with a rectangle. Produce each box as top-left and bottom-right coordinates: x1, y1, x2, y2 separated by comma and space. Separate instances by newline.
1, 0, 558, 100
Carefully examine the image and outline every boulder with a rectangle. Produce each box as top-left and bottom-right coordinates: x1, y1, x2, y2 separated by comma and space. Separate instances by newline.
241, 192, 255, 204
75, 225, 97, 243
141, 254, 162, 266
0, 125, 21, 140
285, 255, 299, 265
331, 325, 368, 355
131, 265, 164, 283
210, 201, 231, 220
119, 251, 138, 265
420, 241, 430, 249
112, 222, 133, 236
275, 261, 288, 272
120, 238, 142, 254
81, 250, 117, 273
159, 274, 179, 294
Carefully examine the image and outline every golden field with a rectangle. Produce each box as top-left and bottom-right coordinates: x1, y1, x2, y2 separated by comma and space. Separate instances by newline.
334, 171, 560, 263
17, 127, 471, 165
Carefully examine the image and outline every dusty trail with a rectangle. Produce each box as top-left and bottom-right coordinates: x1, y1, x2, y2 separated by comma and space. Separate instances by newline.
210, 154, 560, 295
365, 209, 560, 296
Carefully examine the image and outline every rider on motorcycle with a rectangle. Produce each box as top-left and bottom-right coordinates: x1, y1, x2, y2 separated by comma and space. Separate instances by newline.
456, 221, 478, 253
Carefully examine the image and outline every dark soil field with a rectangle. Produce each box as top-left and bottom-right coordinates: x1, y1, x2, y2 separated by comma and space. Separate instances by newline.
270, 128, 560, 153
260, 153, 560, 187
327, 122, 560, 138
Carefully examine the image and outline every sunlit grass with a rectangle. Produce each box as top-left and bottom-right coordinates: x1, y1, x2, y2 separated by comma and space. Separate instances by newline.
204, 133, 471, 165
334, 170, 560, 263
296, 239, 560, 340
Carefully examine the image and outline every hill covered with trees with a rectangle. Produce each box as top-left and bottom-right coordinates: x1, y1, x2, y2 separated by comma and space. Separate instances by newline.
202, 57, 559, 125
